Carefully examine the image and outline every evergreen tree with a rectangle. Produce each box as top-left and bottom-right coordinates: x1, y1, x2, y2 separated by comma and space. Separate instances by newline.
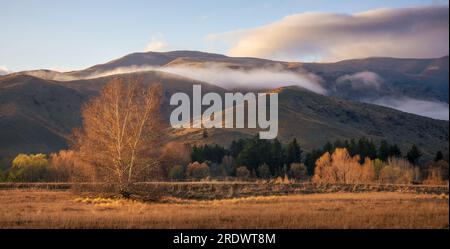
388, 144, 402, 158
354, 138, 377, 162
406, 144, 422, 165
190, 144, 227, 163
333, 139, 344, 148
434, 151, 444, 162
269, 139, 284, 176
236, 136, 261, 172
367, 139, 378, 160
286, 138, 302, 167
378, 140, 390, 161
348, 139, 358, 156
230, 139, 245, 158
322, 141, 334, 154
304, 149, 323, 176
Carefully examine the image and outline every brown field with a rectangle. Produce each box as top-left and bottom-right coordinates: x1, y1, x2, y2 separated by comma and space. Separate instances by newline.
0, 189, 448, 229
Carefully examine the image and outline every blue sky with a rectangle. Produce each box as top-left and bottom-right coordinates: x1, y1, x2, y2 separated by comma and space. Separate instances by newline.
0, 0, 448, 71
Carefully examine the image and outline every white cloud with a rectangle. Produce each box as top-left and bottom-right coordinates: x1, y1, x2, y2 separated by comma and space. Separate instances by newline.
81, 64, 326, 94
336, 71, 383, 90
369, 97, 449, 120
159, 64, 326, 93
0, 66, 12, 75
207, 5, 449, 62
145, 35, 168, 52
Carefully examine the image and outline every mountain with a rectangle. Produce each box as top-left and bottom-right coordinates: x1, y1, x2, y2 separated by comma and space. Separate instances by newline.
59, 51, 449, 103
175, 86, 449, 158
301, 56, 449, 102
0, 69, 448, 160
1, 51, 448, 160
11, 51, 449, 103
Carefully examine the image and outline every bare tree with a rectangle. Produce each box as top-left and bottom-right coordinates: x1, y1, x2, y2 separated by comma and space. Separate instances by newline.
73, 77, 164, 195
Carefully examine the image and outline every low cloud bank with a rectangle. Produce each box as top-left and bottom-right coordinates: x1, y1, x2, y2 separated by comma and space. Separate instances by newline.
336, 71, 383, 90
85, 64, 327, 94
161, 65, 326, 94
369, 97, 449, 120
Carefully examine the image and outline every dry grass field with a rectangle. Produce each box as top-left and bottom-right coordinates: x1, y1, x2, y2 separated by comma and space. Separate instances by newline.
0, 189, 448, 229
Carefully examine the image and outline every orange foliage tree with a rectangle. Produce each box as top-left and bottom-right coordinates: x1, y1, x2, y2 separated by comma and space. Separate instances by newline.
313, 148, 375, 184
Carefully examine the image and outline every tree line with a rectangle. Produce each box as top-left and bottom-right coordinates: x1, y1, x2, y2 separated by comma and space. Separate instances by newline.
188, 136, 444, 178
191, 136, 302, 177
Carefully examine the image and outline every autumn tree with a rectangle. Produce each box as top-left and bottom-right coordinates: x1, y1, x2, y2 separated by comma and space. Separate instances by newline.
73, 77, 164, 195
49, 150, 94, 182
186, 162, 210, 180
8, 154, 50, 182
379, 157, 416, 184
312, 148, 375, 184
160, 141, 191, 178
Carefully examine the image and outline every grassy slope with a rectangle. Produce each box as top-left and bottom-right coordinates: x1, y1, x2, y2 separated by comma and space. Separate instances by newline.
175, 86, 449, 157
0, 73, 448, 158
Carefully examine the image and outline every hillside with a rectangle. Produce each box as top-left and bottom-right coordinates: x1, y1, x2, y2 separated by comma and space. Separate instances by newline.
11, 51, 449, 104
74, 51, 449, 101
0, 71, 225, 158
175, 86, 449, 157
301, 56, 449, 102
1, 71, 448, 159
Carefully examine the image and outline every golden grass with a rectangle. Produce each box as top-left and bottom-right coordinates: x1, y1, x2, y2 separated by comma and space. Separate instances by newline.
0, 189, 447, 229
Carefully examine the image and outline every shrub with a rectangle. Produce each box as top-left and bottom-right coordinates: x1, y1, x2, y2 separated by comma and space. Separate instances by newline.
423, 160, 448, 185
423, 167, 446, 185
274, 174, 291, 184
433, 160, 449, 181
236, 166, 250, 180
290, 163, 308, 181
379, 157, 415, 184
257, 164, 271, 178
168, 165, 185, 180
186, 162, 210, 180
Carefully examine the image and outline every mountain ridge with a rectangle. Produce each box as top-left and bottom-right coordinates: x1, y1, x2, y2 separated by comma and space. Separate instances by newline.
5, 51, 448, 104
1, 51, 448, 159
1, 71, 448, 159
